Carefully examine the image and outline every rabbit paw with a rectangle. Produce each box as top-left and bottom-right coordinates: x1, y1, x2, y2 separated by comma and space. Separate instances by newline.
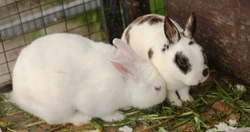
101, 111, 125, 122
177, 87, 193, 101
168, 91, 183, 106
122, 107, 132, 110
69, 112, 91, 126
170, 98, 183, 107
180, 95, 194, 102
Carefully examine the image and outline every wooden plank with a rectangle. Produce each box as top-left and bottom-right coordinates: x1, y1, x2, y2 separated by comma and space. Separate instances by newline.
100, 0, 124, 43
121, 0, 150, 26
0, 80, 12, 93
166, 0, 250, 85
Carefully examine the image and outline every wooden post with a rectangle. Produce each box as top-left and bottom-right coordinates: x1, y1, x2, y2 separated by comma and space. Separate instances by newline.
100, 0, 124, 43
0, 81, 12, 93
166, 0, 250, 85
121, 0, 150, 26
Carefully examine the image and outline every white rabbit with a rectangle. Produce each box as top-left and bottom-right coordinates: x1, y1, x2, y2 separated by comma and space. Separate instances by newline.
121, 12, 209, 106
10, 33, 166, 125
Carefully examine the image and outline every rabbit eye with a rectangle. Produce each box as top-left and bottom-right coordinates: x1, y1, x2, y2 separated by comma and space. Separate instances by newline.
178, 57, 187, 67
174, 52, 191, 74
154, 86, 161, 91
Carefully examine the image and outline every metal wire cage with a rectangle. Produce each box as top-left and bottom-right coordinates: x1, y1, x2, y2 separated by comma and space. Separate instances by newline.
0, 0, 166, 87
0, 0, 106, 86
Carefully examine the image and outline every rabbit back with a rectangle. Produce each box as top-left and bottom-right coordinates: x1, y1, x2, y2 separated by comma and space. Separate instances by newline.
11, 33, 127, 124
11, 33, 166, 125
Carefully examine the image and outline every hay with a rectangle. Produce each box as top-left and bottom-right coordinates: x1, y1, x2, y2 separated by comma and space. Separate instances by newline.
0, 71, 249, 131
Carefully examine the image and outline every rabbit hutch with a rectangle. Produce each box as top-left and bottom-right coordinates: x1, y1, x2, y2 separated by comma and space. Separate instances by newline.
0, 0, 250, 131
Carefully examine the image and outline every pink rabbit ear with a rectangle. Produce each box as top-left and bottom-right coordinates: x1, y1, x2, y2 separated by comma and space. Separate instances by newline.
112, 38, 139, 63
109, 59, 136, 79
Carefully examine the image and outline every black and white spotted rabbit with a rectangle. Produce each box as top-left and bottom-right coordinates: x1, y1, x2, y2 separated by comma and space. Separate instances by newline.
121, 12, 209, 106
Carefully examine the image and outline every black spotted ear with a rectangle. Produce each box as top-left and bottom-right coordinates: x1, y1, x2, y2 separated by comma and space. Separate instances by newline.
184, 12, 196, 38
164, 16, 180, 44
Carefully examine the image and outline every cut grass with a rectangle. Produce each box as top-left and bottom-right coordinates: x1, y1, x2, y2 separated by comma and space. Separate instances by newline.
0, 71, 249, 131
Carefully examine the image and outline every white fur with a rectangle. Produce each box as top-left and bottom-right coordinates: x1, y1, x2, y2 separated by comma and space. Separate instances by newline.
121, 14, 209, 106
10, 33, 166, 125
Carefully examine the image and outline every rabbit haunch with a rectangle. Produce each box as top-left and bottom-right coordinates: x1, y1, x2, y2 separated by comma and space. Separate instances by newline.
10, 33, 166, 125
121, 13, 209, 106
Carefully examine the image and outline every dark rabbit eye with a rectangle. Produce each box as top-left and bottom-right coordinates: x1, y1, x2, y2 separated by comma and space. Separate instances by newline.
178, 57, 187, 67
174, 52, 191, 74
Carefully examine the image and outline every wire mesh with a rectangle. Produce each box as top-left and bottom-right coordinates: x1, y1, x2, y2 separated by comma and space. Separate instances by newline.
0, 0, 107, 85
0, 0, 167, 86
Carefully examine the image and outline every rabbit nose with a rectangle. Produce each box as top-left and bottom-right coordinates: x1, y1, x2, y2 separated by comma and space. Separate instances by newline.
154, 86, 161, 91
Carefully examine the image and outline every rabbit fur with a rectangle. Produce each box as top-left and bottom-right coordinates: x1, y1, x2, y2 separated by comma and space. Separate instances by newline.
121, 13, 209, 106
10, 33, 166, 125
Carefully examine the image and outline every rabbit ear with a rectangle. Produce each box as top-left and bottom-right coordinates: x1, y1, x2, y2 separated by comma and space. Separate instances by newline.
113, 38, 139, 63
184, 12, 196, 38
164, 16, 180, 44
109, 59, 136, 79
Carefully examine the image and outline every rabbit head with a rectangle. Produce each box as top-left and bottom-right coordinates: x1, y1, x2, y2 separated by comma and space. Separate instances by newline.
111, 39, 167, 109
161, 12, 209, 86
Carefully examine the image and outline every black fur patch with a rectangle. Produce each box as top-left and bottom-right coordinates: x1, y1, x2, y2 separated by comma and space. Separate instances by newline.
137, 15, 163, 25
125, 26, 132, 45
162, 44, 169, 52
189, 41, 194, 45
138, 16, 154, 25
148, 48, 153, 59
148, 17, 163, 25
174, 52, 191, 74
